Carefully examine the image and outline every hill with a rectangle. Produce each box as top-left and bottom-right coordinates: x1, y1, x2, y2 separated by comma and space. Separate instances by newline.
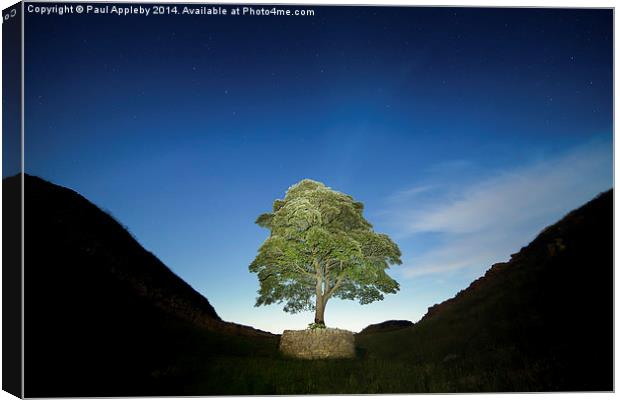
10, 174, 277, 397
357, 189, 613, 391
358, 320, 413, 335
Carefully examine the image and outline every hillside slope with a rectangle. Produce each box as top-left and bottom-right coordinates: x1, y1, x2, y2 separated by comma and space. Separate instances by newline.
358, 320, 413, 334
10, 174, 277, 397
357, 189, 613, 391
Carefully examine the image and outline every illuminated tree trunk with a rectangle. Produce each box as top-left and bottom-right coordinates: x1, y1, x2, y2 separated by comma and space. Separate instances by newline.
314, 296, 326, 325
314, 271, 326, 325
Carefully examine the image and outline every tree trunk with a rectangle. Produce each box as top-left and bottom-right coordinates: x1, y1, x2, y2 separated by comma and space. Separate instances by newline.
314, 297, 326, 325
314, 266, 326, 325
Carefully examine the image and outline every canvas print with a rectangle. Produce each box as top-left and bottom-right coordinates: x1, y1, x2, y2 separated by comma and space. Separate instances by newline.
1, 1, 613, 397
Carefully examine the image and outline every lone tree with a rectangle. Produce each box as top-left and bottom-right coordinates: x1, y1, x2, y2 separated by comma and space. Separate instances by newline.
249, 179, 402, 326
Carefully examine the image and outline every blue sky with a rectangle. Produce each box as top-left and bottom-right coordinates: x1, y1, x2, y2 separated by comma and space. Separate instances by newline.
18, 6, 612, 333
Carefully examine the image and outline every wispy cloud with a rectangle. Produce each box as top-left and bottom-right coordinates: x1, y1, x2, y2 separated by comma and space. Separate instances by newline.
387, 184, 437, 203
385, 140, 612, 279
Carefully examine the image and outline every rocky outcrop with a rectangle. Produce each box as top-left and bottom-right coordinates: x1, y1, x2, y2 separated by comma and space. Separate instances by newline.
279, 328, 355, 359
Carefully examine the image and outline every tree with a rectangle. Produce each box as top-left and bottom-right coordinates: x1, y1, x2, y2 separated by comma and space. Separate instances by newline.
249, 179, 402, 326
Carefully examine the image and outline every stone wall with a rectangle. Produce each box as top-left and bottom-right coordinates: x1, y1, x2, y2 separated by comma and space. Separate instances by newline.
279, 328, 355, 359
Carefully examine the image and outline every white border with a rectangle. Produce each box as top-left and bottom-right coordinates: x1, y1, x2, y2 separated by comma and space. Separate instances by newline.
0, 1, 615, 400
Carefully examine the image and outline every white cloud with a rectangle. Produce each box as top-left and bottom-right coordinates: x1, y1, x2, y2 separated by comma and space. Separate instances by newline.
387, 140, 612, 279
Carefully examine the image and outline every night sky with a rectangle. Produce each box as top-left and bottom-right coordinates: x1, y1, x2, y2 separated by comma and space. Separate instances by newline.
20, 5, 612, 333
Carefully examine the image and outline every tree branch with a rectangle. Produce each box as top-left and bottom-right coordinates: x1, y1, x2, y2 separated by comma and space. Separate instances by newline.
325, 259, 339, 272
289, 263, 314, 277
325, 271, 347, 299
324, 269, 331, 295
259, 272, 275, 282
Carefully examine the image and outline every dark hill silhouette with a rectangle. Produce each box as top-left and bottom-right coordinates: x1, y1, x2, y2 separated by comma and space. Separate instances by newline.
358, 320, 413, 335
357, 189, 613, 391
10, 174, 275, 397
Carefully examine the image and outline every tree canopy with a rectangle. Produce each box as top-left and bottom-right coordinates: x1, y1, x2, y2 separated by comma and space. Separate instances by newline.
249, 179, 402, 326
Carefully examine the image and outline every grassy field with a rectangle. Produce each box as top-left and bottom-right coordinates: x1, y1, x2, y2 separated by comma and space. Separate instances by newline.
144, 324, 564, 395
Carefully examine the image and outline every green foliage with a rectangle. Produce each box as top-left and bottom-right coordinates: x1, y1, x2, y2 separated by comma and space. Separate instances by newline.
307, 322, 326, 330
249, 179, 402, 319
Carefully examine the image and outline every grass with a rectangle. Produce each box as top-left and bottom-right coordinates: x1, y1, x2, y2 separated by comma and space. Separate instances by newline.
156, 351, 560, 394
139, 321, 568, 395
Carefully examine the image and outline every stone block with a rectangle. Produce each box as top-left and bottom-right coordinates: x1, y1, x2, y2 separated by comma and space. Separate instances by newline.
279, 328, 355, 359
